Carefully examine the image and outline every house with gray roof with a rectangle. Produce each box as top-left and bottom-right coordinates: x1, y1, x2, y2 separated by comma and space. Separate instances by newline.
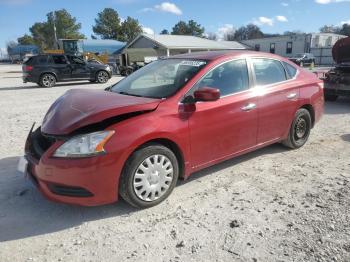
120, 34, 248, 66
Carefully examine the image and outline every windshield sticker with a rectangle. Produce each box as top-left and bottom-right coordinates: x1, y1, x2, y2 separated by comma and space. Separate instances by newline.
180, 61, 207, 67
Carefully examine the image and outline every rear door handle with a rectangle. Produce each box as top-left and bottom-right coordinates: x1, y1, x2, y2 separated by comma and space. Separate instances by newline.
241, 103, 256, 111
287, 93, 297, 99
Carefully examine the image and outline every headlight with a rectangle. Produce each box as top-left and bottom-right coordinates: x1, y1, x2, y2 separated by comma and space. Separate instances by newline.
53, 131, 115, 158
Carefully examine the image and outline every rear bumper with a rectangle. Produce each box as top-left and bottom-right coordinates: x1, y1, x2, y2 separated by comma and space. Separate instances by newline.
22, 73, 38, 83
324, 83, 350, 97
24, 127, 122, 206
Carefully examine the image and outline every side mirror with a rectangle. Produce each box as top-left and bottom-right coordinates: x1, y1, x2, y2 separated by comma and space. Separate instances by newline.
193, 87, 220, 102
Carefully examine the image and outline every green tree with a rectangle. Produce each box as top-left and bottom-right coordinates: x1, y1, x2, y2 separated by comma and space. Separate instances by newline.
234, 24, 263, 41
92, 8, 122, 40
120, 16, 143, 42
320, 25, 339, 34
339, 23, 350, 36
27, 9, 84, 50
171, 20, 205, 37
160, 29, 169, 35
17, 34, 35, 45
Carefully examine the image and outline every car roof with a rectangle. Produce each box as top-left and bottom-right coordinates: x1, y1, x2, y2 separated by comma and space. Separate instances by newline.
167, 50, 288, 62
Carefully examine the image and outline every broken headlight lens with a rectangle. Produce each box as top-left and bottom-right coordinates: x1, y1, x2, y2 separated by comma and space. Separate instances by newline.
53, 131, 115, 158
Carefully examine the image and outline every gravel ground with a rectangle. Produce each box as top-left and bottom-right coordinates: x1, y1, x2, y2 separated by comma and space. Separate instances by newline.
0, 64, 349, 262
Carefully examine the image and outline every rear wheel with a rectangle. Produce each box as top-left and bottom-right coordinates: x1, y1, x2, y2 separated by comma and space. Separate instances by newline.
119, 144, 179, 208
96, 70, 109, 83
39, 73, 56, 87
324, 94, 338, 101
282, 108, 311, 149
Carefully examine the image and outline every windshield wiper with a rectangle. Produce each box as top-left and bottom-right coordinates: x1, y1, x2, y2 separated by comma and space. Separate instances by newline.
118, 91, 144, 97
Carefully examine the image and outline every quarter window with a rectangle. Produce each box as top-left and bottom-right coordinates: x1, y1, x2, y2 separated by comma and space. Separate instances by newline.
193, 59, 249, 97
252, 58, 287, 86
283, 61, 297, 79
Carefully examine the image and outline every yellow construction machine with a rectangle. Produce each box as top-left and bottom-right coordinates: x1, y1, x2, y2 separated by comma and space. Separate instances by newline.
43, 39, 109, 64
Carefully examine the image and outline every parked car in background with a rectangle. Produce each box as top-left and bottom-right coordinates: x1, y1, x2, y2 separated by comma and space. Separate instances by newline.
21, 51, 324, 208
323, 37, 350, 101
22, 54, 112, 87
289, 53, 315, 67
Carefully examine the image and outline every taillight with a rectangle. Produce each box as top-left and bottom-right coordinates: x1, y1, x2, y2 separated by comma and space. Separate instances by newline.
318, 82, 324, 89
24, 65, 33, 71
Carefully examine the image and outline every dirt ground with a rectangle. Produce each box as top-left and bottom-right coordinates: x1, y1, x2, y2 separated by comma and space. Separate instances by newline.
0, 64, 349, 262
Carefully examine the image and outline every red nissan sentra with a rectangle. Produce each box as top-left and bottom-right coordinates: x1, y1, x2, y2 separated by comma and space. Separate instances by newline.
21, 51, 324, 208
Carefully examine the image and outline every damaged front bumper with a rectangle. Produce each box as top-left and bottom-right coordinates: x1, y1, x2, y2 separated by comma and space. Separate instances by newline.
21, 124, 121, 206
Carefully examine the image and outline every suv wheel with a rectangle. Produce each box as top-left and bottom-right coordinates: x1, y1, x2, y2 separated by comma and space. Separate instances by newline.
96, 71, 109, 83
119, 144, 179, 208
283, 108, 311, 149
39, 73, 56, 87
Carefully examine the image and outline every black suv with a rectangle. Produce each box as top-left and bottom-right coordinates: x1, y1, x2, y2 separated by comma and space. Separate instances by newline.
23, 54, 112, 87
289, 53, 315, 67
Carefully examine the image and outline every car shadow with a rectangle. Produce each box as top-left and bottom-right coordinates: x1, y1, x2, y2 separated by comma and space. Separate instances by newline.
0, 143, 286, 242
181, 143, 286, 183
0, 156, 137, 242
0, 81, 97, 91
324, 97, 350, 115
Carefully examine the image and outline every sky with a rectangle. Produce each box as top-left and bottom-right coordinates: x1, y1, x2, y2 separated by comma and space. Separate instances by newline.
0, 0, 349, 49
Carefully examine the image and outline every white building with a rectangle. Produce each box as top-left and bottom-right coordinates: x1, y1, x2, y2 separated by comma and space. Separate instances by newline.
121, 34, 248, 66
0, 48, 9, 61
242, 33, 347, 65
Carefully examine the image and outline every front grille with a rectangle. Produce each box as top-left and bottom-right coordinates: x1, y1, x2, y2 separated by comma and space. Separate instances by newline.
47, 184, 94, 197
28, 127, 56, 160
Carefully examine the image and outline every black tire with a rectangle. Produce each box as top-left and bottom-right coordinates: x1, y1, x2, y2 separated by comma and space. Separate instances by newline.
119, 144, 179, 208
96, 70, 109, 83
39, 73, 56, 87
282, 108, 312, 149
125, 68, 133, 76
324, 94, 338, 102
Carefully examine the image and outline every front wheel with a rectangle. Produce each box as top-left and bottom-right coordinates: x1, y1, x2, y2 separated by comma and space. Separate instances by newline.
96, 71, 109, 83
119, 144, 179, 208
282, 108, 311, 149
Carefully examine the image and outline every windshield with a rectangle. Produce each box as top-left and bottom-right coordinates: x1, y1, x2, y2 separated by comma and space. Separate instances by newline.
110, 59, 207, 99
295, 53, 305, 58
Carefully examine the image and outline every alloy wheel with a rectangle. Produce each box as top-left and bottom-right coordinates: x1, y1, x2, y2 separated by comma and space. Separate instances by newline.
42, 74, 55, 87
97, 71, 108, 83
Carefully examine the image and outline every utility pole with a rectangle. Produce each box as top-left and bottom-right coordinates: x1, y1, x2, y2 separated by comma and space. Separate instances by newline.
53, 11, 59, 49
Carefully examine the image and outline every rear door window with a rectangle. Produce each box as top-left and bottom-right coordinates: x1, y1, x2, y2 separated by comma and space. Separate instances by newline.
252, 58, 287, 86
51, 55, 68, 64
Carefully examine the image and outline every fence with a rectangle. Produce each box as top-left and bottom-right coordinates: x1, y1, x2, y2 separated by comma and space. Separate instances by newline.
310, 47, 335, 66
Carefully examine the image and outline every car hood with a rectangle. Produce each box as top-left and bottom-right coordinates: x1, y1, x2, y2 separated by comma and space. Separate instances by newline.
41, 89, 161, 135
333, 37, 350, 64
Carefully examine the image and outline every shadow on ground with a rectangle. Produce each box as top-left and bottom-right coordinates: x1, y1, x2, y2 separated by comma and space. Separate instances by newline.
0, 81, 96, 91
0, 143, 286, 242
325, 97, 350, 115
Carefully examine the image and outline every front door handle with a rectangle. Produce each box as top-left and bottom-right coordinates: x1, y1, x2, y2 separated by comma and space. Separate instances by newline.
287, 93, 297, 99
241, 103, 256, 111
